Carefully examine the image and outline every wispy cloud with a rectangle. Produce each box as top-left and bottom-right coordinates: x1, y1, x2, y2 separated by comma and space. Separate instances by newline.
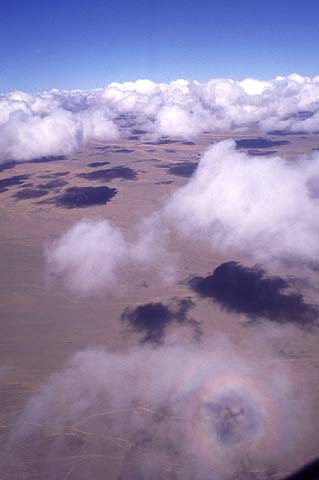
6, 339, 312, 479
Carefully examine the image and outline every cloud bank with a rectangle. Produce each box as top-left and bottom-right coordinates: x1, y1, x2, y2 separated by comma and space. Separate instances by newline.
2, 73, 319, 161
3, 340, 313, 479
0, 90, 120, 161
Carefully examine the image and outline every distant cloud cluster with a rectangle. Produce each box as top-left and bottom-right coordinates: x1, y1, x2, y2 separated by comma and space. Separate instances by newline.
46, 141, 319, 294
1, 73, 319, 161
100, 75, 319, 137
0, 90, 119, 162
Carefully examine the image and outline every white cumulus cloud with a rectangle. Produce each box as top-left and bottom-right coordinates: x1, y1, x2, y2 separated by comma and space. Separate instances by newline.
2, 74, 319, 162
165, 140, 319, 262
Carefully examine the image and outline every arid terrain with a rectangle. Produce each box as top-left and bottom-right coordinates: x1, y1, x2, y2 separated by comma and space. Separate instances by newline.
0, 129, 318, 479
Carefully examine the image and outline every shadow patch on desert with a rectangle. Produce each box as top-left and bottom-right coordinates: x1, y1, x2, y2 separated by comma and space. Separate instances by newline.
0, 174, 31, 192
156, 162, 198, 177
188, 262, 318, 328
121, 298, 200, 344
236, 138, 290, 148
37, 179, 68, 189
87, 161, 110, 168
14, 188, 49, 199
48, 185, 118, 208
77, 166, 137, 182
247, 149, 278, 156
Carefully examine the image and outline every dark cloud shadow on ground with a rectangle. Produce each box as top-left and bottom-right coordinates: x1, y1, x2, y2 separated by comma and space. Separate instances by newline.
111, 148, 135, 153
247, 149, 278, 156
235, 138, 290, 149
77, 166, 137, 182
121, 298, 200, 344
13, 178, 69, 200
94, 146, 112, 151
87, 161, 110, 168
156, 161, 198, 177
168, 162, 198, 177
0, 174, 31, 193
155, 180, 174, 185
188, 262, 318, 329
28, 155, 67, 164
0, 156, 67, 172
38, 172, 69, 179
267, 130, 306, 136
0, 161, 18, 172
47, 186, 117, 208
14, 188, 49, 199
37, 179, 68, 189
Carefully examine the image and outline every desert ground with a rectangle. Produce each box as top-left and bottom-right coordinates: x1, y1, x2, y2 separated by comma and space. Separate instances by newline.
0, 129, 318, 479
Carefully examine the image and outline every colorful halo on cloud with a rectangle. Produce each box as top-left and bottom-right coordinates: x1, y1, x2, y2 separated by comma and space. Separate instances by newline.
176, 367, 285, 471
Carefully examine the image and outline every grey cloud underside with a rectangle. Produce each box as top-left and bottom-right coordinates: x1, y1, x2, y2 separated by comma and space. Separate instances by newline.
2, 74, 319, 162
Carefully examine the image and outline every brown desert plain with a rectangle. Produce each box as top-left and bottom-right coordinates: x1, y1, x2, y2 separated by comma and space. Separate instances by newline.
0, 129, 318, 479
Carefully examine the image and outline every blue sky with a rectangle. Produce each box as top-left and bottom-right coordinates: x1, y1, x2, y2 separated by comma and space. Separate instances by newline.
1, 0, 318, 92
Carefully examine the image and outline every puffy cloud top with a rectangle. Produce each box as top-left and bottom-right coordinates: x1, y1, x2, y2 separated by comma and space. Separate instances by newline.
1, 74, 319, 162
165, 140, 319, 262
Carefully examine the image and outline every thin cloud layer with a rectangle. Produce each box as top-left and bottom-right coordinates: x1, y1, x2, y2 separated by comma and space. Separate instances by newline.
4, 340, 313, 479
2, 73, 319, 161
